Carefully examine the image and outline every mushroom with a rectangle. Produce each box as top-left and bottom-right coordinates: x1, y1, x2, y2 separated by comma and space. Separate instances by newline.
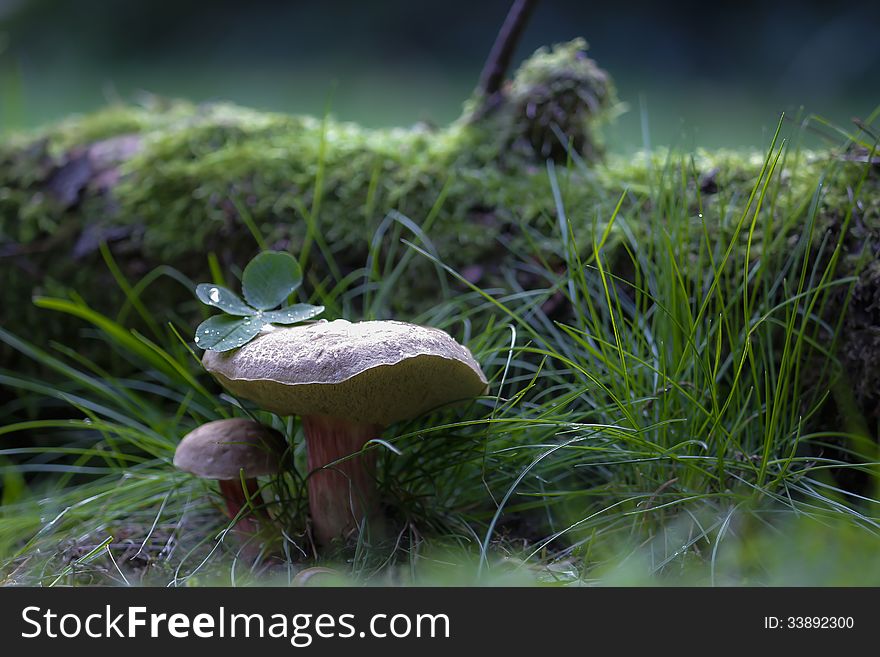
201, 319, 488, 546
174, 417, 287, 542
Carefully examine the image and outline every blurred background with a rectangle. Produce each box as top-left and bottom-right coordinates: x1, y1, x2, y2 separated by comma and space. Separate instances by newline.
1, 0, 878, 151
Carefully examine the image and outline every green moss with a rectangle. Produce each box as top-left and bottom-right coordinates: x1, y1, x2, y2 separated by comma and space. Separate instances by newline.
460, 38, 620, 163
46, 103, 177, 155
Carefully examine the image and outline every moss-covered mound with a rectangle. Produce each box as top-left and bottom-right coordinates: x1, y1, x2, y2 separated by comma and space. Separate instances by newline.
1, 39, 878, 434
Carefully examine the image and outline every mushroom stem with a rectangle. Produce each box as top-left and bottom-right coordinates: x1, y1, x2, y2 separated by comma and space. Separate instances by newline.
302, 415, 383, 546
218, 478, 263, 539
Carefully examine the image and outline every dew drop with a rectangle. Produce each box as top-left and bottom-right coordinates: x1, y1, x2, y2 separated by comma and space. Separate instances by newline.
194, 336, 200, 343
209, 287, 220, 303
698, 213, 703, 218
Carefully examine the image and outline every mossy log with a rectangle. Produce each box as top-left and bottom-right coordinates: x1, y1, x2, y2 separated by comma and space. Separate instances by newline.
1, 40, 878, 433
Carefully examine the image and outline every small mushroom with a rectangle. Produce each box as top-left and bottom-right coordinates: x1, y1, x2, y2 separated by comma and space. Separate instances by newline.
202, 319, 488, 546
174, 418, 287, 543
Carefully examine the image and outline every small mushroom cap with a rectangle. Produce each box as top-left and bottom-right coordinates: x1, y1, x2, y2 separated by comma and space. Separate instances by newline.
202, 319, 489, 426
174, 418, 286, 479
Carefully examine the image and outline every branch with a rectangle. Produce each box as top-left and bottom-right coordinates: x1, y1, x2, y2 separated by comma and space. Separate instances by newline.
476, 0, 538, 111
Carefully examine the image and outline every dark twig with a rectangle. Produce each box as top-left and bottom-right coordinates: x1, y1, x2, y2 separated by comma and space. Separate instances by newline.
475, 0, 538, 115
852, 117, 878, 142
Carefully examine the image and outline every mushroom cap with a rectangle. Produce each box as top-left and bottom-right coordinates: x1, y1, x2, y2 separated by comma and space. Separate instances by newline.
202, 319, 489, 426
174, 418, 286, 479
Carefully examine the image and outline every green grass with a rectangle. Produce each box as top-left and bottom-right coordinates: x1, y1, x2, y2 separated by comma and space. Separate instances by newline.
0, 118, 878, 586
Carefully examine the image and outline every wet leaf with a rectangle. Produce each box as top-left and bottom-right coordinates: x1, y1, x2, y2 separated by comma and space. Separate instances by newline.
195, 283, 254, 316
262, 304, 325, 325
241, 251, 302, 310
195, 315, 264, 352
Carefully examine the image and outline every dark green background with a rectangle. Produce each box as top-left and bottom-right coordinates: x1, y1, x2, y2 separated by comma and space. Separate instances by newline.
1, 0, 878, 150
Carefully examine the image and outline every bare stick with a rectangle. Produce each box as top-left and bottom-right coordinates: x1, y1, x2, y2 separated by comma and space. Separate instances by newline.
478, 0, 538, 100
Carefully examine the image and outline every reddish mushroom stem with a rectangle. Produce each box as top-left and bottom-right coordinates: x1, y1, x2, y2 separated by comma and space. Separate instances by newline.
302, 415, 383, 546
218, 478, 263, 539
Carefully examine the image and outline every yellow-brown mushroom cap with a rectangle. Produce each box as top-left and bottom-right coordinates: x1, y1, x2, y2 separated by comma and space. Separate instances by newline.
174, 418, 286, 480
201, 319, 489, 426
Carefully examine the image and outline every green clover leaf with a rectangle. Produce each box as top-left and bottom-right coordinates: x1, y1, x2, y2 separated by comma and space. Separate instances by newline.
194, 251, 324, 352
194, 315, 264, 351
261, 304, 325, 324
242, 251, 303, 310
195, 283, 255, 315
